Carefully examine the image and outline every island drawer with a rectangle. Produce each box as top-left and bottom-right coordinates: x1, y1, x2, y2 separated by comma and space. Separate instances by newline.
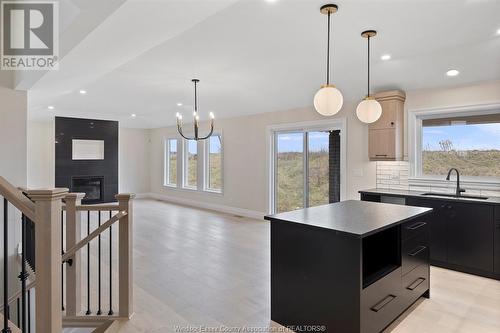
361, 267, 404, 333
402, 232, 429, 275
402, 218, 428, 241
401, 263, 429, 306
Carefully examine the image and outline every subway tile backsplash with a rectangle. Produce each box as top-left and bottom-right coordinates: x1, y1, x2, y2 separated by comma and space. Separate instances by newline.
375, 161, 500, 197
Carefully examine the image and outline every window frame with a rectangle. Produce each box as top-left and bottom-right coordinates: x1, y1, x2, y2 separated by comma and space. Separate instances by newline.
408, 103, 500, 187
204, 133, 224, 194
164, 138, 178, 187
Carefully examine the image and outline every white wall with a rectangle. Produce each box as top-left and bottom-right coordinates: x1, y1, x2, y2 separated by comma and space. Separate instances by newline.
26, 120, 151, 194
119, 128, 150, 193
27, 121, 55, 188
149, 102, 376, 215
0, 86, 28, 186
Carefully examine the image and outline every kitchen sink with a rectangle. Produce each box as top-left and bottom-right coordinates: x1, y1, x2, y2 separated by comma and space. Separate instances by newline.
422, 192, 488, 200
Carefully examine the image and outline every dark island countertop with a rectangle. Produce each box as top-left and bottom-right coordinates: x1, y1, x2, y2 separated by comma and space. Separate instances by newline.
359, 188, 500, 205
264, 200, 432, 238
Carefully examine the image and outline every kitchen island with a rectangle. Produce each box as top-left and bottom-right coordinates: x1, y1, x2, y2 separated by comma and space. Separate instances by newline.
265, 200, 433, 333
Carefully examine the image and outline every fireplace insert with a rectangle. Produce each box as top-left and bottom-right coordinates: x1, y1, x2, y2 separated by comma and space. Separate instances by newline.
71, 176, 104, 203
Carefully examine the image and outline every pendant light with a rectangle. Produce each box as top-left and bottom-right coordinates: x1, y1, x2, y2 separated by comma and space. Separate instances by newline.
356, 30, 382, 124
176, 79, 215, 141
314, 4, 343, 116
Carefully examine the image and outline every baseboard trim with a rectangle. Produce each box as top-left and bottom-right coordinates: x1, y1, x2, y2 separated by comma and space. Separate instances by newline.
137, 192, 266, 220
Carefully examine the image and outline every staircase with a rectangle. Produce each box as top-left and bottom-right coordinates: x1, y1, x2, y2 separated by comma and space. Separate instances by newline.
0, 177, 134, 332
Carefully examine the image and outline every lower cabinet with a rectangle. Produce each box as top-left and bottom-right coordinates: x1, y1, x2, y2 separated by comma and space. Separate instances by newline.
395, 197, 496, 277
495, 206, 500, 275
406, 198, 447, 263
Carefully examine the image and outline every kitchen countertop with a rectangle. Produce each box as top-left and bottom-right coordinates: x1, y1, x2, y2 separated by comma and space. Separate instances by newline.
264, 200, 432, 238
359, 188, 500, 205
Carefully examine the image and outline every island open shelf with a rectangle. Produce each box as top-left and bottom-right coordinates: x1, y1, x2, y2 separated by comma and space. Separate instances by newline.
362, 226, 401, 289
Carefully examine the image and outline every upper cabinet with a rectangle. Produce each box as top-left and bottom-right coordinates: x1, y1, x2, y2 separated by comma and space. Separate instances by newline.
368, 90, 406, 161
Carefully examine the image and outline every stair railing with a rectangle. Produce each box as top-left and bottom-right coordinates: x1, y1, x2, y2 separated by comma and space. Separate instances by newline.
0, 176, 68, 333
61, 193, 134, 328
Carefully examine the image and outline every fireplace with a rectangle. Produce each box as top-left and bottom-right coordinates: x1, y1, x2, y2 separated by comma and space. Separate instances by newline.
71, 176, 104, 204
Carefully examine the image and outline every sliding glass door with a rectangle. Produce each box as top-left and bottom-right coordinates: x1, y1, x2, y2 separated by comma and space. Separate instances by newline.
273, 128, 340, 213
275, 132, 304, 213
273, 129, 340, 213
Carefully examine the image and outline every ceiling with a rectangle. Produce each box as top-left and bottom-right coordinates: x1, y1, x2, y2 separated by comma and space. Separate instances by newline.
24, 0, 500, 128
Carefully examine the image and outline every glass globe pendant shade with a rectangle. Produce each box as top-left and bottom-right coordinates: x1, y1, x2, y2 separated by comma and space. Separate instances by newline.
314, 85, 344, 116
356, 97, 382, 124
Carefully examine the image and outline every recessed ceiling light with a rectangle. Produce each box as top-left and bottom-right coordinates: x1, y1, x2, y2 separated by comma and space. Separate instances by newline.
79, 90, 87, 94
131, 114, 136, 118
446, 69, 460, 77
266, 0, 278, 3
381, 54, 391, 61
47, 106, 54, 110
177, 102, 183, 106
497, 28, 500, 35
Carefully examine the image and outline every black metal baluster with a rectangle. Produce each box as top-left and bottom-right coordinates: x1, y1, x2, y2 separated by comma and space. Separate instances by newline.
3, 198, 10, 333
19, 215, 28, 332
61, 210, 65, 311
15, 299, 19, 327
27, 289, 30, 333
97, 211, 102, 315
108, 210, 113, 315
86, 211, 91, 315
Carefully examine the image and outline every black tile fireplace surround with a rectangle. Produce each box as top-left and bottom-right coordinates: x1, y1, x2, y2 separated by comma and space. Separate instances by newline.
55, 117, 118, 203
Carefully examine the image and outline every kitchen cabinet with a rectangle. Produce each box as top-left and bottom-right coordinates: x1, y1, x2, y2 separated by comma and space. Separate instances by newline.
447, 201, 494, 272
406, 198, 447, 263
368, 90, 405, 161
495, 206, 500, 275
362, 190, 499, 280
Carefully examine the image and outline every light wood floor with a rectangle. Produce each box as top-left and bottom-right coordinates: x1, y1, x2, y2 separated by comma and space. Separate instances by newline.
110, 199, 500, 333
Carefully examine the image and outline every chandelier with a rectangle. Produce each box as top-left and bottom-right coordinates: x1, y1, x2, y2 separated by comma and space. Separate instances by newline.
176, 79, 214, 141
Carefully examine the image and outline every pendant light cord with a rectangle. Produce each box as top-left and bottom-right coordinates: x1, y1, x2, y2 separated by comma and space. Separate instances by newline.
326, 11, 331, 85
367, 35, 370, 97
194, 80, 198, 112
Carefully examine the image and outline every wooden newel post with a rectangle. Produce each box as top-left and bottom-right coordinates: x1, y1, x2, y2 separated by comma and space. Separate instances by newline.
64, 193, 85, 316
27, 188, 68, 333
116, 193, 135, 318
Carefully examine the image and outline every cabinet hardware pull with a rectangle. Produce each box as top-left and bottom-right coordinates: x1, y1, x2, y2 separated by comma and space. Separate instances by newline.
375, 154, 387, 157
407, 278, 425, 291
408, 246, 427, 257
370, 295, 396, 312
407, 222, 426, 230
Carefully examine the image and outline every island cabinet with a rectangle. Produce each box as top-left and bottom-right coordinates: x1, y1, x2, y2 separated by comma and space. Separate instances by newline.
266, 200, 432, 333
495, 206, 500, 275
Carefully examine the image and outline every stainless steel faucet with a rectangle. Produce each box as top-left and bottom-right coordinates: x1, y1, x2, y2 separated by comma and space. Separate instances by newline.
446, 168, 465, 197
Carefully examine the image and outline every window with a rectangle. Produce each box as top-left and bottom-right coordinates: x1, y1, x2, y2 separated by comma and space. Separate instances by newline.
184, 140, 198, 189
165, 139, 177, 186
420, 113, 500, 179
205, 135, 222, 192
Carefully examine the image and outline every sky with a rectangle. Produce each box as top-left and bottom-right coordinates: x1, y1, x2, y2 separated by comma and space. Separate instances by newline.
423, 123, 500, 151
277, 132, 329, 152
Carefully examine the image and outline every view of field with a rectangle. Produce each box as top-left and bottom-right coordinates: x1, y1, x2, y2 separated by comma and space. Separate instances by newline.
166, 137, 222, 190
276, 151, 329, 213
422, 149, 500, 177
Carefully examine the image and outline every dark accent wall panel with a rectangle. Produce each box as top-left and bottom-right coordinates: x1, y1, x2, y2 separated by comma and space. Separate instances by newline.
55, 117, 118, 203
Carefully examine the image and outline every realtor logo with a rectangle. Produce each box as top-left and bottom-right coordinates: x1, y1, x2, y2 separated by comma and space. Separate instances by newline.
1, 0, 58, 70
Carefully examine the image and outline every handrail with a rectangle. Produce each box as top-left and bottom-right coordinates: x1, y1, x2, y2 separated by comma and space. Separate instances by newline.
61, 203, 120, 211
0, 177, 36, 221
62, 211, 127, 263
0, 280, 36, 312
77, 204, 120, 211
